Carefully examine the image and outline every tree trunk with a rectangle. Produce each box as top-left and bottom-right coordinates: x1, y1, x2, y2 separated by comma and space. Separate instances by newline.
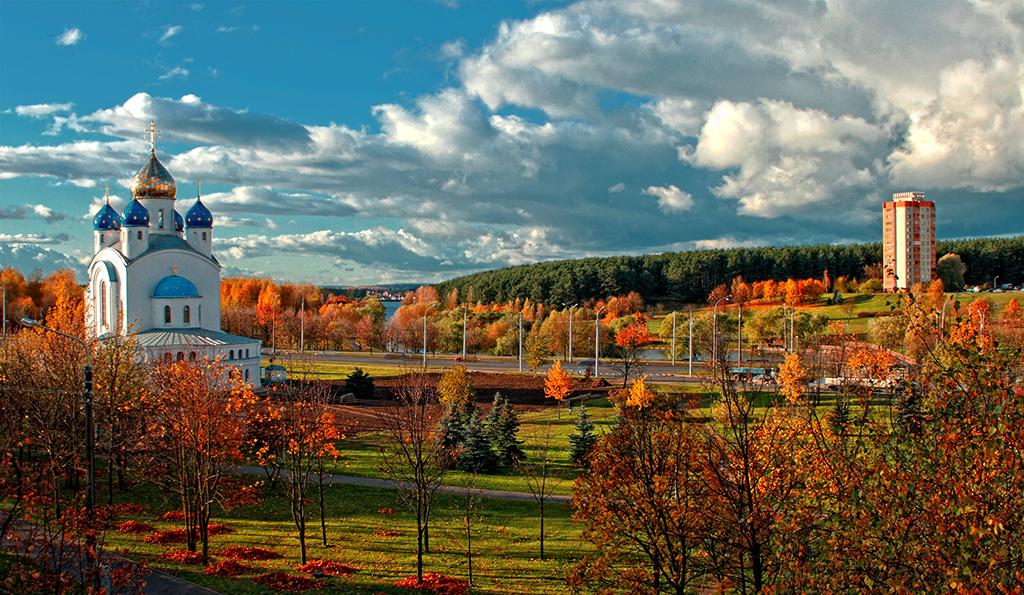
416, 499, 424, 583
540, 498, 545, 561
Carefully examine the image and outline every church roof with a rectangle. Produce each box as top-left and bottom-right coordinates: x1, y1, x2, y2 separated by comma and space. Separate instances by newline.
152, 275, 201, 298
130, 150, 176, 199
93, 202, 122, 231
122, 199, 150, 227
133, 328, 259, 348
185, 197, 213, 228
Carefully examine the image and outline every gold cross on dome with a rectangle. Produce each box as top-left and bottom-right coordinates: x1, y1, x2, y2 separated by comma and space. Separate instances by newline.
196, 177, 201, 197
172, 265, 178, 275
104, 183, 110, 203
146, 121, 159, 151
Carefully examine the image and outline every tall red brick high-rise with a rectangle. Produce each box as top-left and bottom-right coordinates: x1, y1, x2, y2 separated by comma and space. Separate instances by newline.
882, 191, 936, 292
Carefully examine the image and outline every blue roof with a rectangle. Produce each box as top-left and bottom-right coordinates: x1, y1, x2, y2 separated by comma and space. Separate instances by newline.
173, 210, 184, 232
152, 275, 201, 298
185, 198, 213, 228
93, 203, 122, 231
122, 199, 150, 227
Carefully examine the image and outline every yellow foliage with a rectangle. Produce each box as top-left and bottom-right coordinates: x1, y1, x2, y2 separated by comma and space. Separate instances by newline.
625, 376, 655, 409
544, 360, 572, 401
778, 353, 809, 404
437, 364, 474, 408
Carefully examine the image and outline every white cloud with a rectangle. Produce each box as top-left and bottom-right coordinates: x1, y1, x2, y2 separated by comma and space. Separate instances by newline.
608, 182, 625, 193
12, 103, 74, 118
56, 27, 83, 46
683, 99, 885, 217
643, 185, 694, 213
0, 233, 69, 245
159, 25, 183, 44
440, 39, 465, 60
159, 66, 190, 80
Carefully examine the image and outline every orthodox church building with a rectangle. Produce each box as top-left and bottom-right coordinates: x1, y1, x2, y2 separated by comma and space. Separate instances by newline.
85, 123, 261, 386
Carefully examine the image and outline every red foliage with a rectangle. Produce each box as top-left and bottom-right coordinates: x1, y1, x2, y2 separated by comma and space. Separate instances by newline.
219, 546, 283, 560
116, 520, 155, 534
377, 508, 396, 516
296, 560, 359, 576
253, 571, 322, 592
158, 510, 185, 522
207, 523, 234, 536
204, 559, 252, 577
374, 530, 401, 537
161, 549, 204, 564
144, 529, 189, 544
394, 573, 469, 594
223, 482, 264, 509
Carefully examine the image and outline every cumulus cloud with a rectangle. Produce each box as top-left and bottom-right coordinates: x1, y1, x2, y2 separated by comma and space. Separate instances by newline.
197, 186, 357, 217
643, 185, 694, 213
0, 204, 65, 222
56, 27, 83, 46
0, 233, 70, 245
0, 244, 81, 278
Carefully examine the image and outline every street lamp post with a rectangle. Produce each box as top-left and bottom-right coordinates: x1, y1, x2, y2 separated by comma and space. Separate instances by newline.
688, 308, 694, 377
562, 303, 577, 362
712, 295, 732, 368
462, 306, 468, 360
670, 311, 676, 366
20, 317, 96, 586
594, 305, 605, 378
517, 312, 523, 373
422, 303, 438, 370
737, 303, 742, 366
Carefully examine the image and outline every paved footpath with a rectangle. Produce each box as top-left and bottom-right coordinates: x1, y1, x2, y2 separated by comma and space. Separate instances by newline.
235, 465, 572, 504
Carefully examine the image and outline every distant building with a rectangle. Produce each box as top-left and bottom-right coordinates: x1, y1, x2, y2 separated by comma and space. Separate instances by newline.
882, 191, 936, 292
85, 123, 262, 386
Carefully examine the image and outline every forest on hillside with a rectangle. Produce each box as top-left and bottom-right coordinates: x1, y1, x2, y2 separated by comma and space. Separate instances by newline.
435, 236, 1024, 306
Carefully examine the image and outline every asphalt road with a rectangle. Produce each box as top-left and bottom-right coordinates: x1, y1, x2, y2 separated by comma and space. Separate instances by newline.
265, 349, 722, 386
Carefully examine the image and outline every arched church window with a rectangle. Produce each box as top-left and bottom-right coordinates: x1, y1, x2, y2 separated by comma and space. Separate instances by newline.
229, 350, 235, 360
198, 305, 202, 323
164, 305, 172, 324
158, 210, 165, 229
202, 232, 207, 241
176, 352, 184, 361
100, 281, 108, 327
245, 349, 250, 358
245, 369, 249, 381
137, 231, 143, 240
164, 353, 172, 364
183, 305, 191, 325
188, 352, 196, 361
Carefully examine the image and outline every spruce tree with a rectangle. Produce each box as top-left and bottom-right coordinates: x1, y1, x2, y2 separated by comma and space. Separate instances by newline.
487, 394, 525, 467
457, 410, 498, 473
344, 367, 375, 399
438, 402, 467, 460
568, 404, 597, 467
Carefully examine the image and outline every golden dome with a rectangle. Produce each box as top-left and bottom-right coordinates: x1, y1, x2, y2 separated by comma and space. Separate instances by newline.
130, 149, 176, 199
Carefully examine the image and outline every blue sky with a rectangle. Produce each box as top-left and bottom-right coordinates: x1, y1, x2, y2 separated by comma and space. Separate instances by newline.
2, 0, 1022, 285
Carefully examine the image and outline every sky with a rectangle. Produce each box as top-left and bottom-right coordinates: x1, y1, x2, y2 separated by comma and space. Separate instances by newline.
1, 0, 1022, 285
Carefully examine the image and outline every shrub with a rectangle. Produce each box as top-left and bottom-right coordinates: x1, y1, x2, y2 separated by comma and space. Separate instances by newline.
144, 529, 189, 544
157, 510, 185, 522
859, 278, 882, 293
344, 368, 375, 400
374, 530, 401, 537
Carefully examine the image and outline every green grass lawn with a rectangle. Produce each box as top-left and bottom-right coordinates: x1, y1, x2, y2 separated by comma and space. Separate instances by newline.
103, 480, 585, 594
263, 358, 407, 381
329, 403, 619, 496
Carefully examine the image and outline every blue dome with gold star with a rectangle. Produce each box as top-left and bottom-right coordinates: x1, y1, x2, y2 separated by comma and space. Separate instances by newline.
122, 199, 150, 227
185, 198, 213, 229
92, 202, 122, 231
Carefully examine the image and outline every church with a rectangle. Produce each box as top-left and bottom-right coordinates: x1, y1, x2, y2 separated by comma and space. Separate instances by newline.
85, 123, 262, 387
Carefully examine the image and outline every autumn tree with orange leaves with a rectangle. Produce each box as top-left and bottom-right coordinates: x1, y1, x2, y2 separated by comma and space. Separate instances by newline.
544, 360, 572, 403
147, 360, 256, 564
612, 316, 656, 387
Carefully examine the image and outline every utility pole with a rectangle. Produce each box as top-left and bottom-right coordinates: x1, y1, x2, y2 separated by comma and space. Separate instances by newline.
594, 306, 605, 378
300, 296, 305, 353
517, 312, 523, 373
2, 286, 6, 339
712, 295, 732, 369
422, 303, 437, 370
462, 306, 467, 360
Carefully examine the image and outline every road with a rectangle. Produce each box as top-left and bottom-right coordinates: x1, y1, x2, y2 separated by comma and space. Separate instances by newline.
265, 349, 735, 386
